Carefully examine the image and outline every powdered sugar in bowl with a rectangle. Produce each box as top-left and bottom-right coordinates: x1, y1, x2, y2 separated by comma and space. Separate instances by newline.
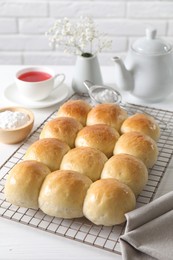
0, 107, 34, 144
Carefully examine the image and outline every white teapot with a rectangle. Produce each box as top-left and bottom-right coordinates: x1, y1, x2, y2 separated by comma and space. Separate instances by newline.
113, 28, 173, 102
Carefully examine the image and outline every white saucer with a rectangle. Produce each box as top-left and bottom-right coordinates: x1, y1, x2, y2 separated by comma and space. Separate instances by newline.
3, 82, 69, 109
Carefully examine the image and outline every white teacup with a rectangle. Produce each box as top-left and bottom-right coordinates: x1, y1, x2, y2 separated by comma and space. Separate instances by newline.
15, 67, 65, 101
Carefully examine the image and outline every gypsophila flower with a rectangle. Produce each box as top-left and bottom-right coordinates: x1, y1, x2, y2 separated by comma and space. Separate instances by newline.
46, 16, 112, 57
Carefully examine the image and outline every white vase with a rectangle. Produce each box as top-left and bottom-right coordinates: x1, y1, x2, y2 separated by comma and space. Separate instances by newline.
72, 54, 103, 95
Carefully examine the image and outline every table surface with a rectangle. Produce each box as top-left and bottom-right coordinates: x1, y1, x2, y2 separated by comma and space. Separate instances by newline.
1, 65, 173, 260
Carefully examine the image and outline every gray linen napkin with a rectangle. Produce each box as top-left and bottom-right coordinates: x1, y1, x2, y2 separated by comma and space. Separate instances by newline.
120, 191, 173, 260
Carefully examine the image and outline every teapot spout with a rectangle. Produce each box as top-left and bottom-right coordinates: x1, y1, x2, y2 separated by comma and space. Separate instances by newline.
112, 57, 133, 91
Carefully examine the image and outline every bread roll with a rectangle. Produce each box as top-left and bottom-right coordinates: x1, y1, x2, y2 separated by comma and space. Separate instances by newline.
83, 179, 136, 226
101, 154, 148, 196
24, 138, 70, 171
75, 124, 120, 158
39, 170, 92, 219
121, 113, 160, 141
4, 160, 51, 209
57, 99, 92, 126
113, 132, 158, 168
60, 147, 108, 181
86, 103, 128, 131
39, 117, 83, 148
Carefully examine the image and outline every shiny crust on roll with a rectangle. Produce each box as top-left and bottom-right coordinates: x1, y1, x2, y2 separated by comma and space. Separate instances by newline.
86, 103, 128, 131
113, 132, 158, 168
39, 170, 92, 219
60, 147, 108, 181
57, 99, 92, 126
83, 178, 136, 226
120, 113, 160, 141
4, 160, 51, 209
40, 117, 83, 148
101, 153, 148, 196
75, 124, 120, 158
24, 138, 70, 171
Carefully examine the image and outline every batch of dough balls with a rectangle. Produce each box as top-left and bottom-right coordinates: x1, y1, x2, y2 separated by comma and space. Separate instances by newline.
5, 99, 160, 226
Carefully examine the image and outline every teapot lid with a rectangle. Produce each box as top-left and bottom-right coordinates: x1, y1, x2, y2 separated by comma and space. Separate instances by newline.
132, 28, 172, 55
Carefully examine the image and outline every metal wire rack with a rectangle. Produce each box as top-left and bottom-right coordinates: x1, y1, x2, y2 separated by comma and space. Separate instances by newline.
0, 93, 173, 256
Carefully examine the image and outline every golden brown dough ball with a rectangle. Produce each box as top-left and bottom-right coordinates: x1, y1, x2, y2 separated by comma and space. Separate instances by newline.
75, 124, 120, 158
86, 103, 128, 131
39, 117, 83, 148
60, 147, 108, 181
57, 99, 92, 126
39, 170, 92, 219
4, 160, 51, 209
120, 113, 160, 141
24, 138, 70, 171
101, 154, 148, 196
113, 132, 158, 168
83, 178, 136, 226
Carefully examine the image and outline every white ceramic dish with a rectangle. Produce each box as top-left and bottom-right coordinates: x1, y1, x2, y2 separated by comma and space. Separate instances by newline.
3, 82, 69, 109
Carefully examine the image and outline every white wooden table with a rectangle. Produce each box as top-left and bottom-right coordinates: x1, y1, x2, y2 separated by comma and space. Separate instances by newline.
0, 65, 173, 260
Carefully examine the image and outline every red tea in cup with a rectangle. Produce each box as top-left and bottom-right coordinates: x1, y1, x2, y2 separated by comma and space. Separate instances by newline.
15, 67, 65, 101
18, 71, 52, 82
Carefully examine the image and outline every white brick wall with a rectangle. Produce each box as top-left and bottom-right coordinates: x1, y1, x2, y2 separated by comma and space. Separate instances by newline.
0, 0, 173, 65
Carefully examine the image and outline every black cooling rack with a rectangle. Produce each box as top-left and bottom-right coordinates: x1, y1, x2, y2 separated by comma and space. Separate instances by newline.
0, 93, 173, 256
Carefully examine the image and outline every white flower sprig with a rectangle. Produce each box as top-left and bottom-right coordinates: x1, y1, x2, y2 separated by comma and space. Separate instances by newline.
46, 16, 112, 57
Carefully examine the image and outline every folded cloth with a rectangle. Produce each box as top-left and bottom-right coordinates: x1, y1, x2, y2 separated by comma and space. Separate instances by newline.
120, 191, 173, 260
